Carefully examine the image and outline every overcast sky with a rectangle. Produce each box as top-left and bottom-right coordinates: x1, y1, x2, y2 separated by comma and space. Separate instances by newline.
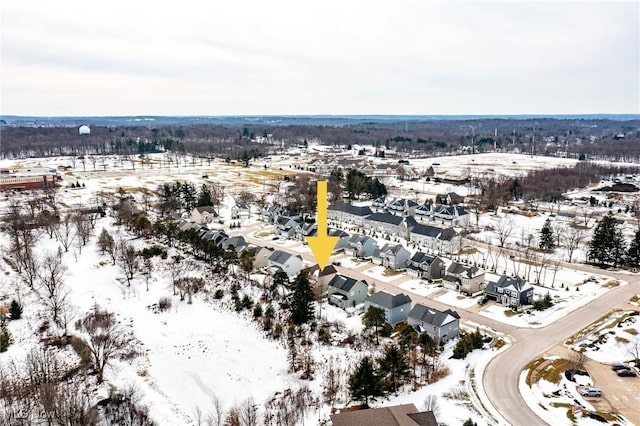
1, 0, 638, 116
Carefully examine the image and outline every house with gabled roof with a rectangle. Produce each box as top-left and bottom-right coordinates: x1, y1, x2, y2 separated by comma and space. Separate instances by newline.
330, 404, 438, 426
388, 198, 418, 217
231, 202, 251, 219
371, 195, 388, 212
275, 216, 302, 239
432, 205, 469, 227
484, 275, 533, 308
406, 252, 444, 280
408, 222, 461, 254
344, 234, 378, 258
443, 262, 485, 295
253, 246, 274, 270
267, 250, 303, 278
374, 243, 411, 271
221, 235, 247, 253
414, 202, 434, 220
327, 203, 373, 226
436, 192, 464, 205
363, 212, 406, 236
328, 274, 369, 309
261, 204, 282, 222
191, 206, 218, 224
365, 291, 412, 324
407, 304, 460, 343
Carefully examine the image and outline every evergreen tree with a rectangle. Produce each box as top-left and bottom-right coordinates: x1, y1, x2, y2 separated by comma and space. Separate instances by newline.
271, 270, 289, 299
348, 356, 384, 407
181, 182, 197, 213
377, 344, 410, 393
588, 214, 626, 266
0, 316, 12, 353
9, 299, 22, 320
290, 271, 314, 324
362, 306, 389, 345
462, 419, 478, 426
196, 183, 213, 207
539, 218, 555, 250
626, 230, 640, 267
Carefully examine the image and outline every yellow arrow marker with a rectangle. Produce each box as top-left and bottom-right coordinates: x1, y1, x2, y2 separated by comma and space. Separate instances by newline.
306, 180, 339, 271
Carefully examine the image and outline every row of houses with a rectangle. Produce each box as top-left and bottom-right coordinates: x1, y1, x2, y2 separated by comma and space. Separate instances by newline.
371, 196, 469, 227
323, 271, 460, 344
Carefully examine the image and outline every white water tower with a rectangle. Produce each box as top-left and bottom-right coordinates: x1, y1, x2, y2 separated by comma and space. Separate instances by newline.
79, 125, 91, 136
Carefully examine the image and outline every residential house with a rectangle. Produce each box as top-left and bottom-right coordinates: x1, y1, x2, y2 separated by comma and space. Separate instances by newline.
327, 203, 373, 226
436, 192, 464, 205
371, 195, 388, 211
408, 222, 461, 254
231, 203, 251, 219
221, 235, 247, 253
261, 204, 282, 222
408, 304, 460, 344
253, 246, 275, 270
406, 252, 444, 280
484, 275, 534, 308
375, 243, 411, 270
267, 250, 304, 278
363, 212, 405, 236
275, 216, 302, 239
344, 234, 378, 258
328, 274, 369, 309
191, 206, 218, 224
432, 205, 469, 227
330, 404, 438, 426
364, 291, 412, 324
388, 198, 419, 217
202, 229, 229, 248
414, 202, 434, 220
303, 264, 338, 297
443, 262, 485, 295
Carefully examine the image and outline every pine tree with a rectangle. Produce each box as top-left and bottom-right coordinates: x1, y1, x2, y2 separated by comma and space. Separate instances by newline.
539, 218, 555, 250
589, 214, 626, 266
377, 344, 410, 393
0, 317, 12, 352
290, 271, 314, 324
196, 183, 213, 207
9, 299, 22, 320
362, 306, 388, 345
348, 356, 384, 407
626, 230, 640, 267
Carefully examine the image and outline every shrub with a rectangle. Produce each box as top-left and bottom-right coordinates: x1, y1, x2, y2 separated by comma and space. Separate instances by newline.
158, 297, 172, 312
214, 289, 224, 299
253, 304, 263, 318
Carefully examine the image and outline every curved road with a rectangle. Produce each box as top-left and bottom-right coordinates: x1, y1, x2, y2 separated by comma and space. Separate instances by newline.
484, 275, 640, 425
244, 230, 640, 425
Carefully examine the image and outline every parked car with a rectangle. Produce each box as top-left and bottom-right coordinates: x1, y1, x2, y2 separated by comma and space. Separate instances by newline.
580, 387, 602, 397
611, 362, 629, 371
477, 297, 488, 305
616, 369, 636, 377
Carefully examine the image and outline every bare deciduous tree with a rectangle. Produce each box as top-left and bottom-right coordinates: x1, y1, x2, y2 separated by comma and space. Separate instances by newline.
561, 225, 586, 263
117, 239, 139, 287
494, 216, 516, 247
55, 214, 76, 253
39, 249, 69, 327
75, 305, 135, 383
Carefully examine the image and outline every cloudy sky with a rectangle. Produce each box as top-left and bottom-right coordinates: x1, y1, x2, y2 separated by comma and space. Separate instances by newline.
1, 0, 638, 116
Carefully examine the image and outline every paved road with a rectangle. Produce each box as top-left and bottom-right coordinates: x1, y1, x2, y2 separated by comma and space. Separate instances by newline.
245, 230, 640, 425
483, 278, 640, 425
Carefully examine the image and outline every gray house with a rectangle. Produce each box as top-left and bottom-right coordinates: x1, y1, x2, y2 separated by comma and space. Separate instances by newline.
408, 222, 461, 254
364, 291, 412, 325
443, 262, 485, 296
484, 275, 534, 308
221, 235, 247, 252
328, 274, 369, 309
375, 243, 411, 271
344, 234, 378, 258
327, 203, 373, 226
406, 252, 444, 280
363, 212, 405, 237
408, 304, 460, 344
267, 250, 303, 278
388, 198, 419, 217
